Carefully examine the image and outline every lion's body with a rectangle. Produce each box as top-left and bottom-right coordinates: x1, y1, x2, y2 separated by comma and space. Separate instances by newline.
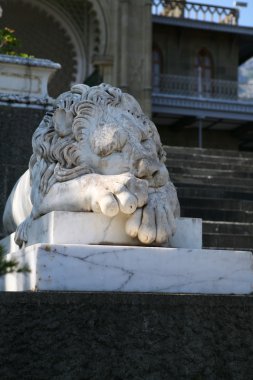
3, 170, 32, 234
3, 83, 180, 247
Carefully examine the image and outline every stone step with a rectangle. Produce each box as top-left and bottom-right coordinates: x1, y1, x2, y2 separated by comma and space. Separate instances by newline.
169, 166, 253, 180
164, 145, 253, 159
175, 181, 253, 193
165, 146, 253, 251
166, 152, 253, 166
166, 158, 253, 172
181, 207, 253, 223
165, 150, 253, 166
179, 197, 253, 212
203, 233, 253, 251
203, 221, 253, 236
171, 174, 253, 189
176, 186, 253, 201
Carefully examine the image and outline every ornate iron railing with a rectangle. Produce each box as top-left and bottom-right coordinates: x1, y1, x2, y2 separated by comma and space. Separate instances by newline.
153, 74, 253, 101
152, 0, 239, 25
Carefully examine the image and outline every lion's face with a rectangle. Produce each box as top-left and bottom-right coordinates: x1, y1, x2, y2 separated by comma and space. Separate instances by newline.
32, 84, 169, 192
76, 105, 169, 187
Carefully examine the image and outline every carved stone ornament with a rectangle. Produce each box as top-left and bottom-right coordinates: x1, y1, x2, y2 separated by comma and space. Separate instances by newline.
3, 83, 180, 247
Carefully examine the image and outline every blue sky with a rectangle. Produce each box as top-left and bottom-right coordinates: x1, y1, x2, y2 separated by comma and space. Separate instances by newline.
191, 0, 253, 26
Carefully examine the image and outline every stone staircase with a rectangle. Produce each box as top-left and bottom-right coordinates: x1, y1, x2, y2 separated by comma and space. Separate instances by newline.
165, 146, 253, 251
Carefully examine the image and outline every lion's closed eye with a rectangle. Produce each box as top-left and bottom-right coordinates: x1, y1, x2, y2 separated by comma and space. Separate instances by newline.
91, 123, 127, 157
140, 127, 153, 144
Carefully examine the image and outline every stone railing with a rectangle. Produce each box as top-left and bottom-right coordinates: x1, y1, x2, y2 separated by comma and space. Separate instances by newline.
152, 0, 239, 25
153, 73, 253, 101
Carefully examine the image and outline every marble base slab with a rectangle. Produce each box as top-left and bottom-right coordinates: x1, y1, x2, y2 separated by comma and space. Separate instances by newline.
0, 212, 202, 253
2, 243, 253, 294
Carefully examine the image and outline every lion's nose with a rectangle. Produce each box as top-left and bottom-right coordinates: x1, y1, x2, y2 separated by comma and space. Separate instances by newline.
135, 158, 160, 179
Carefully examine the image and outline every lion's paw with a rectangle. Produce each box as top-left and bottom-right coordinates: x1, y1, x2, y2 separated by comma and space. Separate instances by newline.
125, 183, 180, 245
91, 173, 149, 217
14, 216, 33, 248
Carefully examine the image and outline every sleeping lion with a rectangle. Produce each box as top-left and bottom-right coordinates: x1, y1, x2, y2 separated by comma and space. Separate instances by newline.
3, 83, 180, 247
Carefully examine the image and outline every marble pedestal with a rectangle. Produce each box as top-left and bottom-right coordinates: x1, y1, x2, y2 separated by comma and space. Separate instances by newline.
1, 212, 252, 294
1, 243, 253, 294
0, 212, 202, 253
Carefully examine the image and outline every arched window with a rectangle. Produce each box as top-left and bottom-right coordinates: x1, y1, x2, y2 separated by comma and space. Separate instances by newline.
152, 46, 163, 92
195, 48, 213, 96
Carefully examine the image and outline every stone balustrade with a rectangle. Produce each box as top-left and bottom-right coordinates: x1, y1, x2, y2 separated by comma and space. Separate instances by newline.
153, 73, 253, 101
152, 0, 239, 25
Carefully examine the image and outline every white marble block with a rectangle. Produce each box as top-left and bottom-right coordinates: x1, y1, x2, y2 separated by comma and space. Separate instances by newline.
0, 212, 202, 253
2, 243, 253, 294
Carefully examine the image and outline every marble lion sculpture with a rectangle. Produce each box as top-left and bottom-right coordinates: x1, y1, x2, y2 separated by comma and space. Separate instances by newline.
3, 83, 180, 247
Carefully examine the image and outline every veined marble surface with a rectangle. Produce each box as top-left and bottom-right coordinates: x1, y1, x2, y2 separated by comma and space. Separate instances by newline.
2, 243, 253, 294
0, 212, 202, 253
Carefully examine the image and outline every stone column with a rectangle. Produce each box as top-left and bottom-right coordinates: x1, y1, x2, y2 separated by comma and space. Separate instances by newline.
104, 0, 152, 116
126, 0, 152, 116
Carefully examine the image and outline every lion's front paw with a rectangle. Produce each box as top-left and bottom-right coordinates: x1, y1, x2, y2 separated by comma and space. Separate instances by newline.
14, 216, 33, 248
91, 173, 149, 217
125, 183, 180, 245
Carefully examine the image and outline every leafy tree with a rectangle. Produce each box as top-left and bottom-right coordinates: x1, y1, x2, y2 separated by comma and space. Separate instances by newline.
0, 244, 30, 276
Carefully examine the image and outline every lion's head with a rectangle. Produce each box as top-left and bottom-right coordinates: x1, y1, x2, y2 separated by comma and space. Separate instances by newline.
30, 83, 168, 198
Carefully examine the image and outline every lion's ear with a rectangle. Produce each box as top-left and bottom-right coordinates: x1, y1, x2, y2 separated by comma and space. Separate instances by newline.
53, 109, 73, 137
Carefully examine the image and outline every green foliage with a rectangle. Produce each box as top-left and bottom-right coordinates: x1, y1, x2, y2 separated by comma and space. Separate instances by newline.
0, 244, 30, 276
0, 27, 32, 58
0, 27, 19, 54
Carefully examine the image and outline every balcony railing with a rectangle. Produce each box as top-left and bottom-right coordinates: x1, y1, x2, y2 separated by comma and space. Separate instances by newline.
152, 0, 239, 25
153, 74, 253, 101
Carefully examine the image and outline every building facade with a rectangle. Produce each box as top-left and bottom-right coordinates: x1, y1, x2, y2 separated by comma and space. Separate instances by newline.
0, 0, 152, 114
152, 0, 253, 149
